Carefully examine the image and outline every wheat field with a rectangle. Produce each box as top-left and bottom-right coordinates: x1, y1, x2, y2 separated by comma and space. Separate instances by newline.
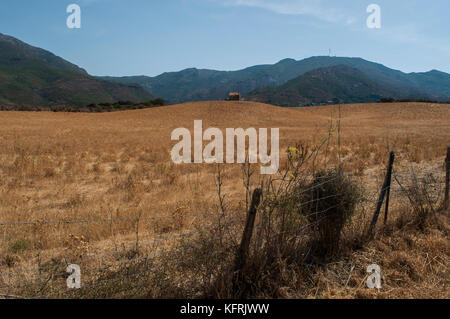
0, 101, 448, 298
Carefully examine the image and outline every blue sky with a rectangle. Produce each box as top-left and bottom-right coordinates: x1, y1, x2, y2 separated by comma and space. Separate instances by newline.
0, 0, 449, 76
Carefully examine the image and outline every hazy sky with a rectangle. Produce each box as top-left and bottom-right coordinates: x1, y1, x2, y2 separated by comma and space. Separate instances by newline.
1, 0, 449, 76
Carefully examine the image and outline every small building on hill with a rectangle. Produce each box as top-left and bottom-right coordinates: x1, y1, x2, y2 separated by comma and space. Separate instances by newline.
228, 92, 240, 101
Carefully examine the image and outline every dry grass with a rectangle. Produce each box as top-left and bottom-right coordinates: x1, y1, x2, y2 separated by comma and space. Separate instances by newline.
0, 101, 448, 298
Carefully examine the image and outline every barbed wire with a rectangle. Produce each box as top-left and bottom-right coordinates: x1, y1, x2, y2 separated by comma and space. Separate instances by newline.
0, 191, 347, 294
0, 227, 203, 295
0, 230, 198, 293
26, 206, 346, 299
1, 158, 448, 299
1, 170, 443, 271
0, 210, 246, 280
0, 210, 245, 227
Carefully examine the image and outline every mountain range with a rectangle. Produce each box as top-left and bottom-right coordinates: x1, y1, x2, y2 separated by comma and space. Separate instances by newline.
0, 33, 153, 106
100, 56, 450, 106
246, 65, 403, 106
0, 32, 449, 107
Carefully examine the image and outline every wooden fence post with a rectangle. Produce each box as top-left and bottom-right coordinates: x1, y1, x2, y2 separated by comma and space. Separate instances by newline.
445, 147, 450, 210
233, 188, 262, 298
384, 152, 395, 225
369, 151, 395, 235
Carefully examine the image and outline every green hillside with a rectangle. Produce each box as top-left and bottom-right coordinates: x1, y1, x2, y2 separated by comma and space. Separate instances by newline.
246, 65, 403, 106
100, 56, 450, 104
0, 33, 153, 106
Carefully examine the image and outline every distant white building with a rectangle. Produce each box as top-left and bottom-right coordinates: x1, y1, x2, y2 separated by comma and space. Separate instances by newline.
228, 92, 240, 101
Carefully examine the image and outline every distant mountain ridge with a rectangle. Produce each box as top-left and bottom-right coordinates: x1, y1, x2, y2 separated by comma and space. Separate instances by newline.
1, 32, 449, 108
246, 65, 404, 106
100, 56, 450, 105
0, 33, 153, 106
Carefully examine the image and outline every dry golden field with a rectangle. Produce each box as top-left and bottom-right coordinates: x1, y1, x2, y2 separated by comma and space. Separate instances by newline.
0, 101, 448, 299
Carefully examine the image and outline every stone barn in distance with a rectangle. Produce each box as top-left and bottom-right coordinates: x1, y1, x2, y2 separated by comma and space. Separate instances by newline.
228, 92, 240, 101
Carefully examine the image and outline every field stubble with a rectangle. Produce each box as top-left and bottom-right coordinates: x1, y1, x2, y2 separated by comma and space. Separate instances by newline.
0, 101, 448, 298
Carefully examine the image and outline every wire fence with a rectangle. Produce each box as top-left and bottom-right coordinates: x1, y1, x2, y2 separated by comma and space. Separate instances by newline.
0, 207, 250, 299
1, 152, 448, 299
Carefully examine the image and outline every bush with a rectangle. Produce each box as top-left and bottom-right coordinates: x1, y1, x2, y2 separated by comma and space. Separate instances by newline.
300, 169, 360, 259
150, 98, 165, 106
